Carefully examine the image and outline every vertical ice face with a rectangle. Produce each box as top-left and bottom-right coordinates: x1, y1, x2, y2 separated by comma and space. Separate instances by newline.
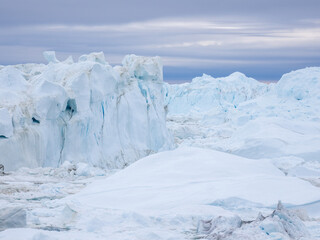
0, 52, 173, 171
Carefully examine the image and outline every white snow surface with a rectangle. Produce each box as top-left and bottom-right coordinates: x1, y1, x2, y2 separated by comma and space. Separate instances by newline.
74, 147, 320, 209
0, 52, 173, 170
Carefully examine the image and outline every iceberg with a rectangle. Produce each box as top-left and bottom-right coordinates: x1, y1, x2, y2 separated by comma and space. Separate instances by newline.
165, 69, 320, 172
0, 52, 173, 171
164, 72, 270, 115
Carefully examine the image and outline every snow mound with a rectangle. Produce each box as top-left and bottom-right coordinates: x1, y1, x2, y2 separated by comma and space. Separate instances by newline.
73, 147, 320, 212
0, 52, 173, 171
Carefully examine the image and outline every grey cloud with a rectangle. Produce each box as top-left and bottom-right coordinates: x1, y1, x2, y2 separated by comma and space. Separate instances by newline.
1, 0, 319, 26
0, 0, 320, 81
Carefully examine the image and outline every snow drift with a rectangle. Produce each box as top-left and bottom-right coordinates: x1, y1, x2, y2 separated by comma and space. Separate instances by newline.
0, 52, 173, 170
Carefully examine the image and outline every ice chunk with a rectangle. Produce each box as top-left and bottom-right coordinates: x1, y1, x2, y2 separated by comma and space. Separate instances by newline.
122, 54, 163, 82
261, 202, 310, 239
199, 202, 310, 240
43, 51, 59, 63
75, 162, 105, 176
0, 207, 26, 231
277, 67, 320, 101
0, 66, 29, 92
78, 52, 106, 64
197, 215, 242, 236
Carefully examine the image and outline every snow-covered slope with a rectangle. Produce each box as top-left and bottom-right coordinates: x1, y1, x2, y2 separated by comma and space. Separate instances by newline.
0, 52, 173, 170
165, 68, 320, 177
75, 147, 320, 210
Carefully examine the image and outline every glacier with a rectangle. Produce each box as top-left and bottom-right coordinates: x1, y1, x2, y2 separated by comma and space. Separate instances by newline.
0, 51, 173, 171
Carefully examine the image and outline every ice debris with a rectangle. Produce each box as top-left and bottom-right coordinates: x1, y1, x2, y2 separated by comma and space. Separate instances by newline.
198, 201, 311, 240
0, 207, 27, 231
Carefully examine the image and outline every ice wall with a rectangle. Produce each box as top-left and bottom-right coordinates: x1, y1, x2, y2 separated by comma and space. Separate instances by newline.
0, 52, 173, 170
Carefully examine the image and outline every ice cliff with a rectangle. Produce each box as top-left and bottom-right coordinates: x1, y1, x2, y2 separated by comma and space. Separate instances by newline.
0, 52, 173, 170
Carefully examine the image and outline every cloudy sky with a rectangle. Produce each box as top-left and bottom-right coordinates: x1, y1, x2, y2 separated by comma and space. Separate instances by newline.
1, 0, 319, 82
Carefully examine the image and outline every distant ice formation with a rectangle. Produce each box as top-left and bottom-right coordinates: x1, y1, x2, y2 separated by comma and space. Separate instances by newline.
165, 68, 320, 176
164, 72, 270, 115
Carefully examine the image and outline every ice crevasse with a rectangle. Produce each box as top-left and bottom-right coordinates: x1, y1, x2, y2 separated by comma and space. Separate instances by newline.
0, 51, 173, 171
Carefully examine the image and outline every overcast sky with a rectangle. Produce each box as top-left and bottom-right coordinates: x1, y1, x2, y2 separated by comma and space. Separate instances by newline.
0, 0, 319, 82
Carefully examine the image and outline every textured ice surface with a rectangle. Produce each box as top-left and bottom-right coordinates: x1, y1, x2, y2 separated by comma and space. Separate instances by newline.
2, 147, 319, 240
198, 202, 311, 240
164, 72, 269, 115
0, 52, 173, 171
